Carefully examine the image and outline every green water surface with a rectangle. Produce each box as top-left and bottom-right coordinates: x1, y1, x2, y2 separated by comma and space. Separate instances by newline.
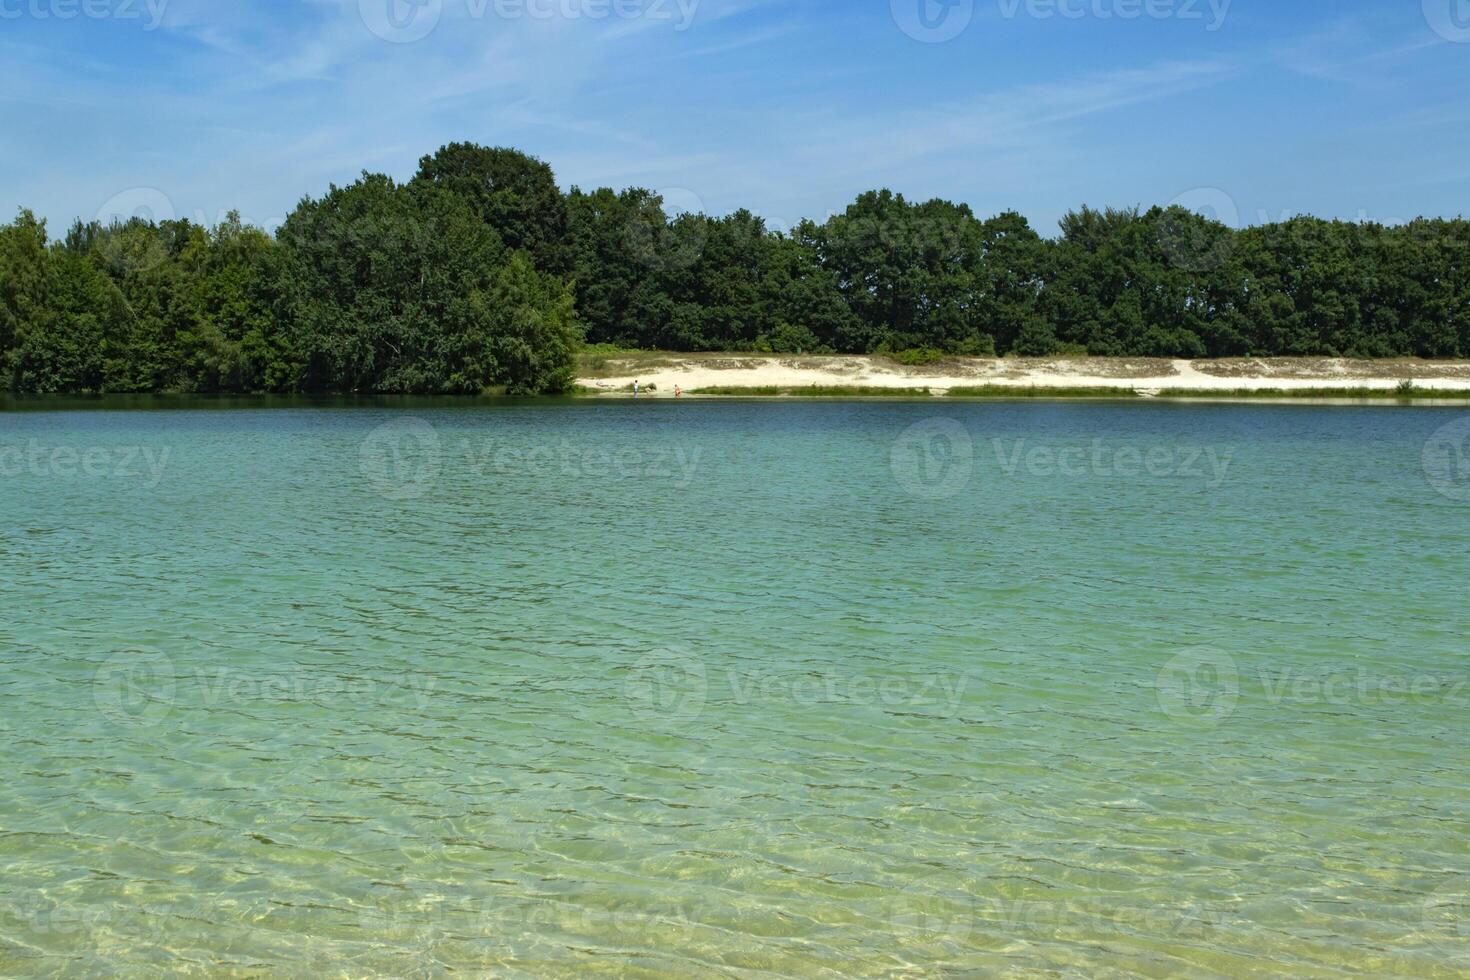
2, 401, 1467, 976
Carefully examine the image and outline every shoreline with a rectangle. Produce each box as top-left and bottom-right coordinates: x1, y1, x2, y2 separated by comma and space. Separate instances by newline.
579, 354, 1470, 400
7, 356, 1470, 408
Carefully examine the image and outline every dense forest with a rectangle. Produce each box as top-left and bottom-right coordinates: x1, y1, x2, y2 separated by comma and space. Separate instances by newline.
3, 143, 1468, 394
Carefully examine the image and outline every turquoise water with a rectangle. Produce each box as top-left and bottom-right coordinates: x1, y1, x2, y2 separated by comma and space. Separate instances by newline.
2, 400, 1468, 977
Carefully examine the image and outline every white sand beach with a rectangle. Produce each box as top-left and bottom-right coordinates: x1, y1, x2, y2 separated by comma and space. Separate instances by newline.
580, 355, 1470, 396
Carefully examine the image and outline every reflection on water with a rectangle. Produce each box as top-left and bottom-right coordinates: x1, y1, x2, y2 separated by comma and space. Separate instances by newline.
0, 393, 580, 412
2, 401, 1467, 975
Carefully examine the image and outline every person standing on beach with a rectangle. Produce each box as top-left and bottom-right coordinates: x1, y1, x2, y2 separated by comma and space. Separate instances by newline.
633, 380, 640, 398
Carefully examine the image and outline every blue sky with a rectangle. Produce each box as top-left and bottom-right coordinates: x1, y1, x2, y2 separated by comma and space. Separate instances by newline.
3, 0, 1468, 238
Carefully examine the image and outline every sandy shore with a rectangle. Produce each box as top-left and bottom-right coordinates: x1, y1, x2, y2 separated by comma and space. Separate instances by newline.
579, 354, 1470, 397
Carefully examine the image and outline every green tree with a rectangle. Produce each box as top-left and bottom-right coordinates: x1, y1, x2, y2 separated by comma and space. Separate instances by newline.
179, 212, 294, 390
6, 144, 1470, 393
0, 209, 53, 378
278, 172, 576, 393
9, 246, 128, 393
414, 143, 569, 273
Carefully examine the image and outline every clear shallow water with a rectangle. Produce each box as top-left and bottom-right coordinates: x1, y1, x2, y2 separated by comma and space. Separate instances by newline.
2, 400, 1468, 977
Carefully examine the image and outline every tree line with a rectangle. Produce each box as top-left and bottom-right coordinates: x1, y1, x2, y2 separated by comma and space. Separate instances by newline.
3, 143, 1467, 394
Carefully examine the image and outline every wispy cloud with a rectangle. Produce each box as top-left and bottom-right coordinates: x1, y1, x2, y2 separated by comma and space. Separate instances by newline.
783, 57, 1238, 187
1273, 10, 1454, 85
1, 0, 1466, 237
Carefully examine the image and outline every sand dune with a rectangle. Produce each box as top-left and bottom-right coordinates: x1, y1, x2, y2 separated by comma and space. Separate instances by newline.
580, 354, 1470, 396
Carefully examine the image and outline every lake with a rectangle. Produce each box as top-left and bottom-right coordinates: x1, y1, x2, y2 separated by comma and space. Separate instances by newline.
3, 400, 1468, 976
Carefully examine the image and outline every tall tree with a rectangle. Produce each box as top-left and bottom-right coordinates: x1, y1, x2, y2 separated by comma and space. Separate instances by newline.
414, 143, 569, 273
0, 209, 53, 377
278, 172, 577, 394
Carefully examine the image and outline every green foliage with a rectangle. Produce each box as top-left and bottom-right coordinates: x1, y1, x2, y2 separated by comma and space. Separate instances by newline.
953, 333, 997, 357
472, 252, 580, 395
0, 209, 56, 383
753, 323, 830, 354
5, 144, 1470, 397
565, 186, 671, 347
10, 248, 116, 393
946, 385, 1141, 398
884, 347, 948, 366
576, 342, 644, 372
1151, 386, 1470, 399
414, 143, 569, 273
943, 385, 1470, 400
690, 385, 933, 397
277, 173, 577, 394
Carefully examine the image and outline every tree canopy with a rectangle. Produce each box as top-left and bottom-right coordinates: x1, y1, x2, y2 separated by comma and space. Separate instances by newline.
3, 143, 1467, 394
